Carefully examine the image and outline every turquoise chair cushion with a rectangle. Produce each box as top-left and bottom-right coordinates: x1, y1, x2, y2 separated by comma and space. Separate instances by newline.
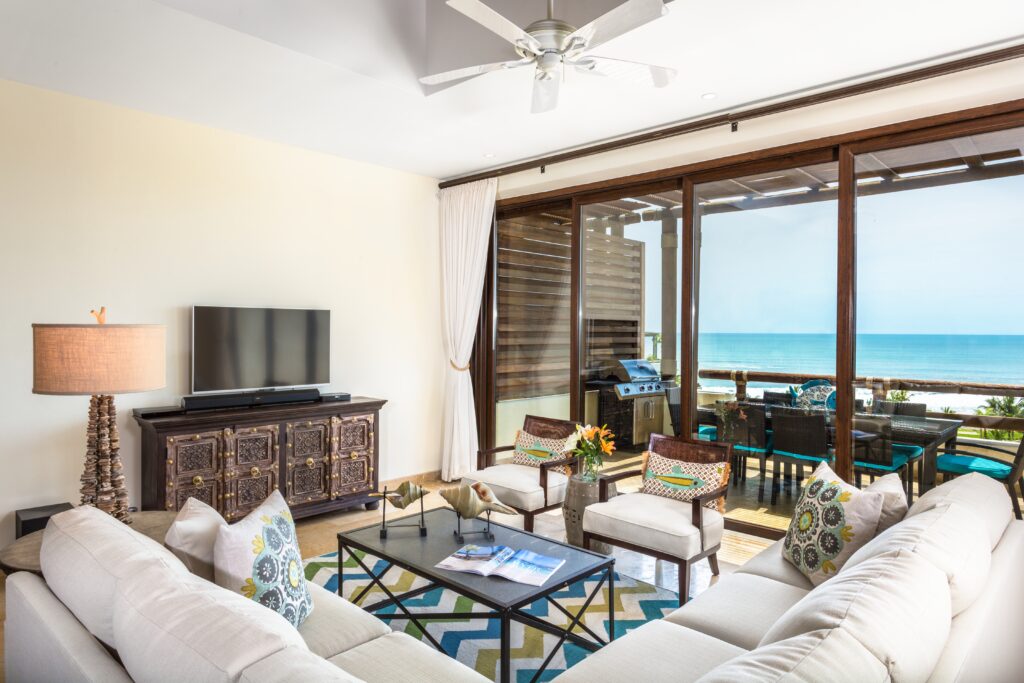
855, 453, 910, 472
772, 449, 832, 464
936, 454, 1012, 480
698, 425, 717, 441
893, 443, 925, 460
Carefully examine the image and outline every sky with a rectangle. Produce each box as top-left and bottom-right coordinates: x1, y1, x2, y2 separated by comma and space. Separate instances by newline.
629, 173, 1024, 336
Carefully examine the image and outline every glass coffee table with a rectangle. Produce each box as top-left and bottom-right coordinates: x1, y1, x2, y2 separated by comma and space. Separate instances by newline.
337, 508, 614, 683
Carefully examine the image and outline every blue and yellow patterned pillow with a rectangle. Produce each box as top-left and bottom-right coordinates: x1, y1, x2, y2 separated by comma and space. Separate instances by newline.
511, 429, 574, 475
213, 490, 314, 628
640, 451, 730, 513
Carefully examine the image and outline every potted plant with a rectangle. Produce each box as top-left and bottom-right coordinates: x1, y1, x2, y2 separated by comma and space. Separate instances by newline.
571, 424, 615, 481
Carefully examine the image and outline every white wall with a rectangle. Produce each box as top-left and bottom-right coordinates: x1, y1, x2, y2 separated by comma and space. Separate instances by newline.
0, 80, 443, 547
497, 58, 1024, 198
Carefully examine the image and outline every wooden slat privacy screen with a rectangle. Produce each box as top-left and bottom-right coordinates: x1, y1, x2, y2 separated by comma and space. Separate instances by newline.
496, 216, 644, 401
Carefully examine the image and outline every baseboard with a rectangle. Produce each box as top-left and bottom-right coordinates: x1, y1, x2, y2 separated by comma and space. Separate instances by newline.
380, 470, 442, 489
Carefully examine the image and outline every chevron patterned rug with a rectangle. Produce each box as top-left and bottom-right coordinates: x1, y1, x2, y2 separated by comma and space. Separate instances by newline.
304, 549, 678, 682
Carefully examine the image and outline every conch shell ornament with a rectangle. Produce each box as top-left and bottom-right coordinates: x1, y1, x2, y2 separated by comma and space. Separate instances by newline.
441, 482, 517, 518
383, 481, 427, 510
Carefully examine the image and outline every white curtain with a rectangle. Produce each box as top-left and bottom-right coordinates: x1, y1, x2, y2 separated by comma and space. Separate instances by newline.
440, 178, 498, 481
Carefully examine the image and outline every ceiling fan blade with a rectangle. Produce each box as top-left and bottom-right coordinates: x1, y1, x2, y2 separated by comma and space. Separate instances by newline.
446, 0, 541, 53
419, 59, 531, 85
566, 0, 667, 52
577, 55, 676, 88
531, 69, 561, 114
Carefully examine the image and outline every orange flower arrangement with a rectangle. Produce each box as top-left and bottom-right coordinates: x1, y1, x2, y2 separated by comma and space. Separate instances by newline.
571, 424, 615, 481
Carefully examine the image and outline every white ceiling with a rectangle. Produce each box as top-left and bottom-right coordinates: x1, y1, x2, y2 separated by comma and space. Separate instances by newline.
1, 0, 1023, 180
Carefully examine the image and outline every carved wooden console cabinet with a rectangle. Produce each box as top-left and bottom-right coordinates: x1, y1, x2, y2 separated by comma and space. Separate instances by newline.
133, 397, 386, 521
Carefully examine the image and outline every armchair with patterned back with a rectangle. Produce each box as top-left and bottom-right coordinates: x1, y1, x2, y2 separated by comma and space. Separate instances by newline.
464, 415, 579, 532
583, 434, 732, 604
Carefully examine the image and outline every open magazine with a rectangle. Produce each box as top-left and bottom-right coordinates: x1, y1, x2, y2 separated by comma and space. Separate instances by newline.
435, 545, 565, 587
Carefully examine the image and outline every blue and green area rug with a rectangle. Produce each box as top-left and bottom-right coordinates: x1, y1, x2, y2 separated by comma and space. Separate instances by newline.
304, 549, 677, 682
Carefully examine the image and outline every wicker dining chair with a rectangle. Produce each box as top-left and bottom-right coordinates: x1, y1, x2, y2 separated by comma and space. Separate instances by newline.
852, 414, 922, 501
872, 400, 927, 417
769, 406, 832, 505
937, 439, 1024, 519
715, 402, 771, 498
583, 434, 732, 604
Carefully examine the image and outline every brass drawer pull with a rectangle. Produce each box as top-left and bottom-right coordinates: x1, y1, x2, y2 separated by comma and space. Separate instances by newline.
250, 466, 261, 477
350, 452, 358, 460
192, 475, 204, 487
305, 458, 315, 469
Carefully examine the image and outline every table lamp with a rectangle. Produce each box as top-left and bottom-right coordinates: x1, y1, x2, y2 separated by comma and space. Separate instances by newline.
32, 309, 166, 524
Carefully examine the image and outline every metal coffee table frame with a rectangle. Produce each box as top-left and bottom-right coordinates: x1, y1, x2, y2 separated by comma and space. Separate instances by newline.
337, 510, 614, 683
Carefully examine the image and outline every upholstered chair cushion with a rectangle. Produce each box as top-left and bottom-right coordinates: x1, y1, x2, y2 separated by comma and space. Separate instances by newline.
114, 561, 308, 683
864, 473, 908, 534
214, 490, 314, 628
697, 628, 889, 683
782, 461, 883, 585
583, 492, 724, 560
461, 464, 568, 511
164, 496, 225, 581
908, 472, 1012, 549
510, 429, 574, 474
843, 503, 990, 615
794, 384, 835, 409
762, 550, 951, 682
640, 451, 730, 513
40, 505, 190, 647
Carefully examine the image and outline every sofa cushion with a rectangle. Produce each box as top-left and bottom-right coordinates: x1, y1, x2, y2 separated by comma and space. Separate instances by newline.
113, 561, 308, 683
735, 539, 813, 590
214, 490, 314, 628
298, 583, 391, 658
696, 628, 889, 683
462, 464, 568, 511
762, 551, 950, 682
583, 492, 724, 560
782, 461, 883, 585
928, 520, 1024, 683
40, 505, 190, 647
908, 472, 1011, 549
328, 632, 489, 682
665, 573, 809, 649
865, 473, 909, 533
239, 646, 365, 683
844, 503, 990, 615
164, 496, 225, 581
552, 621, 745, 683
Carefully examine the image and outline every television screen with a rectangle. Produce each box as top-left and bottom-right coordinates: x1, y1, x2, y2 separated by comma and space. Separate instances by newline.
191, 306, 330, 393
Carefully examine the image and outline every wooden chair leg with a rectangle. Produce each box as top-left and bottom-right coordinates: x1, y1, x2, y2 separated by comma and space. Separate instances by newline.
708, 553, 720, 576
855, 470, 862, 488
523, 513, 534, 533
757, 456, 768, 503
1008, 482, 1022, 520
770, 459, 781, 506
679, 560, 691, 605
582, 532, 591, 550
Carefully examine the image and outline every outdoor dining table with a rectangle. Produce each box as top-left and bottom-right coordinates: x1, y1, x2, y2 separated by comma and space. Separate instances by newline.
697, 406, 963, 494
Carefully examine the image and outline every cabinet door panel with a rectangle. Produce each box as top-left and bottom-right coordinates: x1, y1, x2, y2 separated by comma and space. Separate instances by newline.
332, 415, 376, 498
166, 431, 224, 512
285, 420, 331, 505
224, 425, 279, 521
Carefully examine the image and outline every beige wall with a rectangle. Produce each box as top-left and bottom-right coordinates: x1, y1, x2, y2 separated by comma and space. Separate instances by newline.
0, 80, 443, 547
497, 58, 1024, 198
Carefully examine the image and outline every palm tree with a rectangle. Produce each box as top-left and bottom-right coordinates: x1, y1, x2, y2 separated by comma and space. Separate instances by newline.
976, 396, 1024, 441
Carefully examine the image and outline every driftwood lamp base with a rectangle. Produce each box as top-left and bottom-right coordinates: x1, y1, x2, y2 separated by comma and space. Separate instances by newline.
81, 394, 131, 524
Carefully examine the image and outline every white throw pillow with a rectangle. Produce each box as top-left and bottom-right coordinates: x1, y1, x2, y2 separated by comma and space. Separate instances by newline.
908, 472, 1012, 549
696, 628, 889, 683
844, 503, 990, 615
165, 497, 225, 581
783, 461, 883, 585
762, 550, 951, 683
864, 473, 908, 534
214, 490, 314, 628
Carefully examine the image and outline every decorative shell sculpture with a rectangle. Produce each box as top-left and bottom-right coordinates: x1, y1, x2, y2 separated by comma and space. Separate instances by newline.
384, 481, 427, 510
441, 482, 517, 518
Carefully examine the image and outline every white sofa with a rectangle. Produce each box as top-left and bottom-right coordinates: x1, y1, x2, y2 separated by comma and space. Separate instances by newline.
554, 473, 1024, 682
3, 505, 487, 683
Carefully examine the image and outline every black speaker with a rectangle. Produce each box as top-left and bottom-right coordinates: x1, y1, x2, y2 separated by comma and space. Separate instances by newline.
321, 392, 351, 402
182, 392, 255, 411
252, 388, 321, 406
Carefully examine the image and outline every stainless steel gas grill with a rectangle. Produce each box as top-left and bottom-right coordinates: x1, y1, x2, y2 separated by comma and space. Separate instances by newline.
592, 359, 676, 449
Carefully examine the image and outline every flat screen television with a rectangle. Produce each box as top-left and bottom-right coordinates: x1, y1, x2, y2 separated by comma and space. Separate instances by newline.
191, 306, 330, 394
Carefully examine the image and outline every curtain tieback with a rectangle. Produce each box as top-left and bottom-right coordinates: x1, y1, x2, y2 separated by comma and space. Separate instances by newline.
450, 359, 470, 372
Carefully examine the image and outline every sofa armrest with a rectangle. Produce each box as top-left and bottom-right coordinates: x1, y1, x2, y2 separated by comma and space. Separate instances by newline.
5, 571, 132, 683
598, 469, 643, 502
476, 445, 514, 470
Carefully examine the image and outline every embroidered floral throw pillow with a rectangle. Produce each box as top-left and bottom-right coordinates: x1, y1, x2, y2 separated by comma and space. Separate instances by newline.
213, 490, 314, 628
640, 452, 731, 513
783, 461, 883, 585
511, 429, 574, 475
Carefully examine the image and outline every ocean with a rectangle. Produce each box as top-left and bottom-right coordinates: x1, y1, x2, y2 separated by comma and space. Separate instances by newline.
695, 333, 1024, 410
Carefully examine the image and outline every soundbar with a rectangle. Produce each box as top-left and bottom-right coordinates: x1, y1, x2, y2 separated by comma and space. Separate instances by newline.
182, 388, 322, 412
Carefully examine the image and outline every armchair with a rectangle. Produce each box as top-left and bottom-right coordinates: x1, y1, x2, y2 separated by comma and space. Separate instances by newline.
582, 434, 732, 604
937, 439, 1024, 519
463, 415, 579, 532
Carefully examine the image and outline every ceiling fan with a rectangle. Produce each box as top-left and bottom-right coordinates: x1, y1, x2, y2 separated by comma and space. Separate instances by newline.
421, 0, 676, 113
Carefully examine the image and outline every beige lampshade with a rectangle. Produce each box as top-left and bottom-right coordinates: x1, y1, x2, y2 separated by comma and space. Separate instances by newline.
33, 324, 166, 395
